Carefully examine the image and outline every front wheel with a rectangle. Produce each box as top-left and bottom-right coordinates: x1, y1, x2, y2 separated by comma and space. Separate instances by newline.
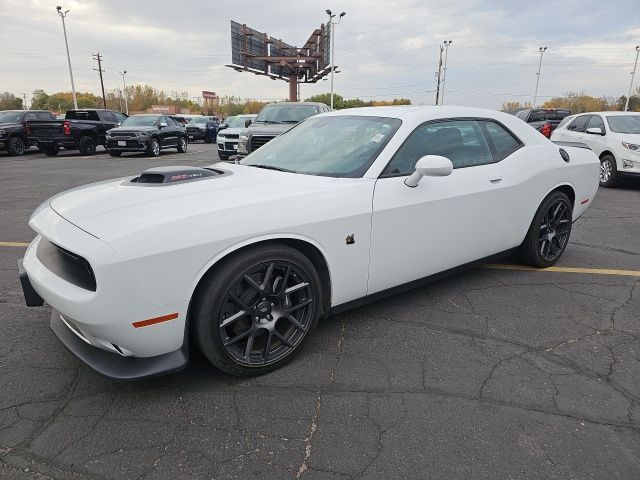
193, 244, 322, 376
177, 136, 188, 153
599, 154, 619, 188
7, 136, 26, 156
516, 191, 572, 268
147, 138, 160, 157
78, 136, 97, 156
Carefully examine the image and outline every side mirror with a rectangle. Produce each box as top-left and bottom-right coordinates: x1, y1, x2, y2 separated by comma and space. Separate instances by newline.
159, 122, 167, 129
404, 155, 453, 188
117, 122, 121, 126
218, 123, 228, 130
585, 127, 604, 136
245, 119, 252, 128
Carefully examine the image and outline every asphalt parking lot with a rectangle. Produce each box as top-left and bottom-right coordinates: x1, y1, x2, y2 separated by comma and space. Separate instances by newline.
1, 145, 640, 479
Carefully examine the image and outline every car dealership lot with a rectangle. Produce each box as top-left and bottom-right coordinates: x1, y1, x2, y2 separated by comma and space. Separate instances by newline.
1, 147, 640, 479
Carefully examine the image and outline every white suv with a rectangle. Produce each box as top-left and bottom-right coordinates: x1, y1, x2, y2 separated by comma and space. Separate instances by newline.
551, 112, 640, 187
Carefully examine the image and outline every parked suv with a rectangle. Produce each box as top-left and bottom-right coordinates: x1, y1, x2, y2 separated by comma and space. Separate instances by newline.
186, 115, 219, 143
0, 110, 55, 156
27, 109, 127, 156
216, 114, 256, 160
236, 102, 329, 158
515, 108, 571, 138
551, 111, 640, 187
105, 114, 188, 157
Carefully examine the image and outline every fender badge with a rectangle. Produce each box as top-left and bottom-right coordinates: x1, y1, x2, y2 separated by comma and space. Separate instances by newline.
346, 234, 355, 245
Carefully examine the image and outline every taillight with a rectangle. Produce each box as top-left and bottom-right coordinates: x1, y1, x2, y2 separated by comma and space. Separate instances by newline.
63, 121, 71, 136
541, 123, 552, 138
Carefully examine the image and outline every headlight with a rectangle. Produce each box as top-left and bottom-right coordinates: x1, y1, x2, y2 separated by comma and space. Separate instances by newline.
0, 129, 6, 137
622, 141, 639, 151
136, 132, 150, 138
238, 134, 249, 154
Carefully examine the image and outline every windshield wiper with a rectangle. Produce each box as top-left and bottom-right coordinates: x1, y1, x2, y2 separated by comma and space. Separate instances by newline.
250, 164, 295, 173
280, 120, 299, 123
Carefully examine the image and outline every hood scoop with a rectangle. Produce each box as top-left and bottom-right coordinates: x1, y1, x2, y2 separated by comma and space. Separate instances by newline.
129, 166, 230, 186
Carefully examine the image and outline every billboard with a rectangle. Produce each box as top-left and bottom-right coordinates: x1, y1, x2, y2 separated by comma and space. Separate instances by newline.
230, 20, 268, 74
202, 91, 218, 100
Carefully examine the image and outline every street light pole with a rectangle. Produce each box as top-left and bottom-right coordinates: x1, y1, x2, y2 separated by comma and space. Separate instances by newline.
440, 40, 452, 105
533, 46, 547, 107
624, 46, 640, 112
119, 70, 128, 115
56, 6, 78, 109
326, 10, 346, 110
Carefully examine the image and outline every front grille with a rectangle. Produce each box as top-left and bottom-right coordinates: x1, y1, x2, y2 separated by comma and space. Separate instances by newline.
187, 127, 203, 134
225, 142, 237, 151
110, 132, 137, 138
36, 238, 96, 291
250, 135, 274, 151
225, 133, 239, 140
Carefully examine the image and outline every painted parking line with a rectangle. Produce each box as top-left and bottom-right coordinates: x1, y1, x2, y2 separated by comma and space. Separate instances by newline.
0, 242, 30, 247
485, 264, 640, 277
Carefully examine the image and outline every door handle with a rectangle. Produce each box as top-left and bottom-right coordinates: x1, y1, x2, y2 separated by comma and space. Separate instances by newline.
488, 174, 502, 183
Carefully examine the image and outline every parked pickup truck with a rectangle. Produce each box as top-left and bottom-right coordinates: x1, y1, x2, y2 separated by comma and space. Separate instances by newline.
515, 108, 571, 138
27, 109, 128, 156
0, 110, 56, 156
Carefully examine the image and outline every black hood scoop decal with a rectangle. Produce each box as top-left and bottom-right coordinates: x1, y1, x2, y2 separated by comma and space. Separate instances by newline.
128, 166, 231, 186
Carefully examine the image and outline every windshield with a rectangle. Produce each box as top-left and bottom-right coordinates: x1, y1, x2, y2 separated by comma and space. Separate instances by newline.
606, 115, 640, 134
189, 116, 208, 124
226, 116, 253, 128
529, 110, 570, 122
255, 105, 319, 124
0, 111, 23, 123
241, 115, 402, 178
122, 116, 160, 127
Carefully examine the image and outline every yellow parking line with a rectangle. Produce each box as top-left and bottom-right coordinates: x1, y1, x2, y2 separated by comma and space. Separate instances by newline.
485, 264, 640, 277
0, 242, 30, 247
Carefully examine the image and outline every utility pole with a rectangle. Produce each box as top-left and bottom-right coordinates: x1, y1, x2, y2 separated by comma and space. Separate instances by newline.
56, 6, 78, 109
434, 45, 444, 105
21, 93, 28, 109
119, 70, 128, 115
92, 53, 107, 108
533, 46, 547, 107
326, 10, 346, 109
624, 46, 640, 112
440, 41, 452, 105
118, 89, 123, 113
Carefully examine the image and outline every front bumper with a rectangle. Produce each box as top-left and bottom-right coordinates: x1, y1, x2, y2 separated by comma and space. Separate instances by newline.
187, 130, 207, 140
49, 309, 188, 380
106, 138, 148, 151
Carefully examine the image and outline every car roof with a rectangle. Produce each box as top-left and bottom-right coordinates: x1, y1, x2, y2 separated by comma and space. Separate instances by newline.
322, 105, 506, 120
264, 102, 327, 107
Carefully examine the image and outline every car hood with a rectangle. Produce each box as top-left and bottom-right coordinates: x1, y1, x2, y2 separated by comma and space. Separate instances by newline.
612, 132, 640, 142
108, 126, 158, 133
0, 122, 21, 129
246, 122, 297, 136
47, 163, 338, 240
218, 127, 244, 136
186, 123, 207, 128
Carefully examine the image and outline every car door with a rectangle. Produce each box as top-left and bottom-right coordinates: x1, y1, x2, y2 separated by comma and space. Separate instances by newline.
562, 114, 591, 142
368, 119, 513, 294
161, 116, 178, 146
99, 111, 118, 142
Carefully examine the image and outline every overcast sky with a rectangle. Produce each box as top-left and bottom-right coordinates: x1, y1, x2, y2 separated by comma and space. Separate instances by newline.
2, 0, 639, 109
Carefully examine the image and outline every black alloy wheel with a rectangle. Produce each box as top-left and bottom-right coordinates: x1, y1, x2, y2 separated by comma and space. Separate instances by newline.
177, 135, 188, 153
7, 136, 26, 156
78, 136, 97, 156
517, 191, 573, 268
194, 244, 322, 376
147, 138, 160, 157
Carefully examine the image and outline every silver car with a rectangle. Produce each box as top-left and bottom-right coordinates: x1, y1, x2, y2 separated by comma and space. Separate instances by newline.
216, 114, 257, 160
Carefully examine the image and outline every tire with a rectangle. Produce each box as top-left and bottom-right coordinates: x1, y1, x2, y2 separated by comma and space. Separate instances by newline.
78, 136, 97, 156
7, 136, 26, 156
599, 153, 619, 188
108, 150, 122, 157
516, 191, 573, 268
194, 244, 323, 376
147, 137, 160, 157
218, 152, 229, 161
42, 144, 60, 156
177, 135, 188, 153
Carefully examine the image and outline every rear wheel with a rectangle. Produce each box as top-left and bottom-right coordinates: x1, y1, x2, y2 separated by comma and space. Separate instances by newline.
147, 138, 160, 157
7, 136, 26, 156
42, 144, 60, 156
599, 154, 619, 188
516, 191, 572, 268
194, 244, 322, 376
78, 136, 97, 156
177, 135, 188, 153
108, 150, 122, 157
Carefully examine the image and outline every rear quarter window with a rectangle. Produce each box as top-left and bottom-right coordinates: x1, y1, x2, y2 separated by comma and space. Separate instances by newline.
66, 111, 100, 121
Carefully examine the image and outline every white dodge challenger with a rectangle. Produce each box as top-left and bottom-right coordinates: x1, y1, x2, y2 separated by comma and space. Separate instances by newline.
18, 106, 599, 379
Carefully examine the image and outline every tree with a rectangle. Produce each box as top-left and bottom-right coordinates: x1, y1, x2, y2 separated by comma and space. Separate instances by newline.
0, 92, 23, 110
541, 92, 618, 113
501, 101, 531, 114
304, 93, 411, 109
305, 93, 341, 108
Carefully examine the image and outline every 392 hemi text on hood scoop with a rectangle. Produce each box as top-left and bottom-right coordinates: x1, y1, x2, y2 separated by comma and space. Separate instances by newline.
129, 166, 230, 185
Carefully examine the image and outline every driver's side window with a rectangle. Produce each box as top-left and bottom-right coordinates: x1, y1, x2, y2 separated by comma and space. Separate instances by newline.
381, 120, 493, 176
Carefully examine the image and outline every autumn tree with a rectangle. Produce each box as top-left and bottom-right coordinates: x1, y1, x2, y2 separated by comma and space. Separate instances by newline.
501, 101, 531, 114
0, 92, 23, 110
541, 92, 619, 113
